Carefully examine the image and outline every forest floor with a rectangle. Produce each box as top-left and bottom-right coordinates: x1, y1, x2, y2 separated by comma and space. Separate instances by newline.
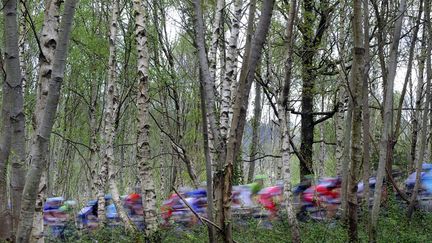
48, 202, 432, 243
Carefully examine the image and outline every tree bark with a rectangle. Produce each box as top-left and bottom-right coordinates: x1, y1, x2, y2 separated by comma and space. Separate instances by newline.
317, 94, 326, 177
96, 0, 133, 229
0, 0, 25, 239
361, 0, 371, 209
192, 2, 227, 240
279, 0, 301, 241
221, 0, 242, 141
89, 81, 100, 198
229, 0, 256, 128
16, 1, 77, 242
133, 0, 159, 238
224, 1, 275, 242
247, 82, 262, 183
370, 0, 406, 240
335, 91, 347, 175
208, 0, 225, 82
299, 0, 332, 179
347, 0, 365, 241
200, 80, 216, 243
407, 0, 431, 219
30, 1, 62, 240
410, 12, 428, 174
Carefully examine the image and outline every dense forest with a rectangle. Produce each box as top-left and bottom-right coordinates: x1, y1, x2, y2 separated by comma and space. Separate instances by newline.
1, 0, 432, 242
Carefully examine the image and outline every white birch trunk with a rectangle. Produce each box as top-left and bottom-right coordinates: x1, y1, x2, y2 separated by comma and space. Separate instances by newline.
1, 0, 25, 239
96, 0, 120, 225
208, 0, 225, 82
133, 0, 159, 236
16, 1, 77, 241
221, 0, 242, 139
30, 1, 62, 240
278, 1, 300, 241
335, 92, 347, 175
317, 94, 326, 177
18, 2, 28, 94
89, 83, 99, 198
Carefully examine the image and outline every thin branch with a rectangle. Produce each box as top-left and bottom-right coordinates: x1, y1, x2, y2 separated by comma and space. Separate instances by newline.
313, 102, 340, 126
172, 187, 242, 243
21, 0, 46, 61
242, 154, 282, 162
52, 131, 91, 150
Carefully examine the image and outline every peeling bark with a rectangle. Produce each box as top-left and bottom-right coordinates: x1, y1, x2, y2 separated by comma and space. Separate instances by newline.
133, 0, 159, 237
221, 0, 242, 139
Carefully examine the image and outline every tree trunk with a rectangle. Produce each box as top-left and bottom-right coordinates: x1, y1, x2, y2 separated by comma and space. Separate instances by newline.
207, 0, 226, 168
279, 0, 300, 241
97, 0, 116, 225
340, 96, 352, 220
299, 0, 332, 179
361, 0, 371, 209
347, 0, 365, 241
192, 1, 227, 240
30, 1, 62, 240
200, 80, 216, 243
410, 16, 428, 174
229, 0, 256, 127
16, 1, 77, 241
18, 1, 28, 94
208, 0, 225, 82
97, 0, 132, 229
133, 0, 159, 238
221, 0, 242, 140
335, 90, 347, 175
1, 0, 24, 239
370, 0, 406, 240
300, 0, 316, 178
407, 0, 431, 219
89, 81, 99, 198
247, 82, 262, 183
317, 94, 326, 177
224, 1, 275, 242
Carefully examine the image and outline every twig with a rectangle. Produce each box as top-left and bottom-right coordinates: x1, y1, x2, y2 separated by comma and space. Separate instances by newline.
52, 131, 91, 150
385, 167, 410, 203
172, 187, 239, 243
172, 187, 206, 226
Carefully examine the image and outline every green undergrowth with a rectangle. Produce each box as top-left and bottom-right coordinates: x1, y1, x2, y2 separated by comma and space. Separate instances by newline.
48, 205, 432, 243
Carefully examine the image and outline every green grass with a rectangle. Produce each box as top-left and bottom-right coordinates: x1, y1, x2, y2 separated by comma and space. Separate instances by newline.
48, 204, 432, 243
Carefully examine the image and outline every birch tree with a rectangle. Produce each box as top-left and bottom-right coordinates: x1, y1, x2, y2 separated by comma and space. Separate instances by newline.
94, 0, 132, 228
221, 0, 242, 141
16, 0, 78, 241
223, 1, 275, 241
278, 0, 300, 241
30, 1, 62, 240
0, 0, 25, 239
133, 0, 159, 238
